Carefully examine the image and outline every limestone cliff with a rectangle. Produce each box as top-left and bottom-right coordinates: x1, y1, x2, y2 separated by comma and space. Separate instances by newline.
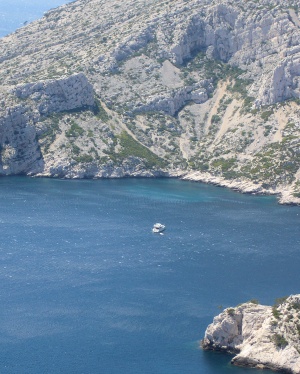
1, 0, 300, 203
202, 296, 300, 373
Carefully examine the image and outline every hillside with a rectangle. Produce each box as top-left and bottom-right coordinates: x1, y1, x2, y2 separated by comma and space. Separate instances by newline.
1, 0, 300, 203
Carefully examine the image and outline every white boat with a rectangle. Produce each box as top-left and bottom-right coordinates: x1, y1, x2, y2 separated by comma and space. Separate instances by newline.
152, 223, 165, 233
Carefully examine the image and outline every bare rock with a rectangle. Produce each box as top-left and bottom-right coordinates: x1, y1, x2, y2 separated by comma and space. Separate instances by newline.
13, 73, 94, 114
202, 296, 300, 373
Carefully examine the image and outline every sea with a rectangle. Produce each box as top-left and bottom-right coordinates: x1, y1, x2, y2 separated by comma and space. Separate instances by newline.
1, 2, 300, 373
0, 176, 299, 373
0, 1, 72, 37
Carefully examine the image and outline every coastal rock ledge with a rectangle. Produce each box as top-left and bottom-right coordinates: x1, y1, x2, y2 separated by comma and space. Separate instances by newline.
202, 296, 300, 373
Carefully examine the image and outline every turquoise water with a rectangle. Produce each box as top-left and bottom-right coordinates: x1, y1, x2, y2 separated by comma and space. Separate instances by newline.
0, 176, 299, 373
2, 2, 300, 371
0, 0, 71, 37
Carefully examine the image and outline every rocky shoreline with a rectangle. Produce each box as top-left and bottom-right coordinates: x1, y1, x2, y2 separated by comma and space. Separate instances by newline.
31, 165, 300, 206
180, 170, 300, 206
1, 0, 300, 205
202, 296, 300, 373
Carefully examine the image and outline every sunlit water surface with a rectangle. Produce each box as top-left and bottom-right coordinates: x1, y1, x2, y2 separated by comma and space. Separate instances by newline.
2, 1, 300, 371
0, 177, 299, 373
0, 0, 71, 37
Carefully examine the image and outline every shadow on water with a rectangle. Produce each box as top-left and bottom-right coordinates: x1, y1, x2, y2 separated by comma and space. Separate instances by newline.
201, 350, 260, 373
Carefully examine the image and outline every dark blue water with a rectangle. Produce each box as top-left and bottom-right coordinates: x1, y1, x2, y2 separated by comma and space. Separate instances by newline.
0, 176, 299, 373
0, 0, 71, 37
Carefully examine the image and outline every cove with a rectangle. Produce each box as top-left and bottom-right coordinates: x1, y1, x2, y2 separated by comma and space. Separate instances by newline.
0, 176, 299, 373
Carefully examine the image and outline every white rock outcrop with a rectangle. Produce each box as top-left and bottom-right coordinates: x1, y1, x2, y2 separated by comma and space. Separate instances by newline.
0, 73, 94, 175
202, 296, 300, 373
13, 73, 94, 114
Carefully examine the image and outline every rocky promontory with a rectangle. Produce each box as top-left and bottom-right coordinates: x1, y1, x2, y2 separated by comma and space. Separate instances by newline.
202, 295, 300, 373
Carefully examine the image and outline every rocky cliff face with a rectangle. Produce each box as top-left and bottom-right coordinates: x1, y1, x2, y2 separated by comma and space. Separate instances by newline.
202, 296, 300, 373
0, 73, 94, 175
1, 0, 300, 202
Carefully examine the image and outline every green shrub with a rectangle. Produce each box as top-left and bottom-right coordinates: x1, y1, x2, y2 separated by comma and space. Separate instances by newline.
272, 333, 288, 349
74, 154, 94, 163
261, 110, 273, 121
263, 125, 272, 137
272, 306, 281, 319
65, 121, 84, 138
211, 158, 237, 172
243, 96, 255, 109
249, 299, 259, 305
71, 144, 81, 155
291, 302, 300, 310
199, 163, 209, 171
274, 296, 288, 307
227, 308, 235, 316
117, 131, 166, 168
94, 98, 109, 122
211, 114, 221, 124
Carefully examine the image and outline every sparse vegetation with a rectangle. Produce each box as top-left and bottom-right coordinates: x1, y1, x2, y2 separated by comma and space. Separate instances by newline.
211, 114, 221, 124
274, 296, 288, 306
65, 121, 85, 138
94, 98, 110, 122
248, 299, 259, 305
211, 157, 237, 174
71, 144, 81, 156
271, 297, 288, 320
272, 306, 281, 319
227, 308, 235, 316
293, 180, 300, 198
261, 110, 274, 121
117, 131, 166, 168
74, 154, 94, 163
263, 125, 272, 137
272, 333, 288, 349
